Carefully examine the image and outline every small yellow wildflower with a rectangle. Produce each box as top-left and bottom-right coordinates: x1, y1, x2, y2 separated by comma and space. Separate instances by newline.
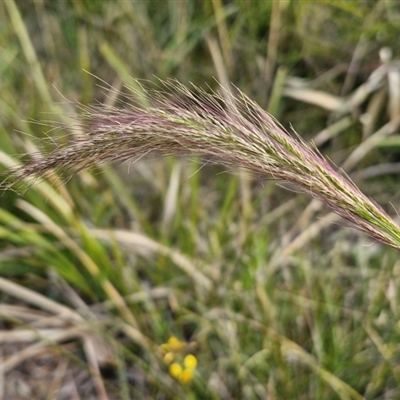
160, 336, 185, 352
163, 352, 175, 364
160, 337, 198, 384
184, 354, 198, 369
169, 362, 183, 379
179, 368, 195, 384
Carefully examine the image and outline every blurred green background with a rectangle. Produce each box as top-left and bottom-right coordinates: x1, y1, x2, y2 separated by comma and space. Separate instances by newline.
2, 1, 400, 399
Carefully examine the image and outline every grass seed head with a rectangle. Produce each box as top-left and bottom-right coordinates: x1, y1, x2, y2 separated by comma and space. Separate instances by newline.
5, 79, 400, 250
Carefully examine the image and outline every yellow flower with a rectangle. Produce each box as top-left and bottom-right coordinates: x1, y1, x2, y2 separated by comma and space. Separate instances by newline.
169, 362, 183, 379
179, 368, 195, 384
160, 338, 198, 384
168, 336, 183, 350
184, 354, 198, 369
163, 352, 175, 364
160, 336, 185, 352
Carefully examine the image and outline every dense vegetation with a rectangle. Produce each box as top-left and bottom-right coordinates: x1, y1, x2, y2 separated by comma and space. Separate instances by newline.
1, 1, 400, 399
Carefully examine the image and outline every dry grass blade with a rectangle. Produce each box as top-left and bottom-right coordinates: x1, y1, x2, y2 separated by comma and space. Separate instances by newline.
82, 334, 109, 400
0, 329, 66, 343
4, 79, 400, 251
89, 228, 212, 292
283, 86, 344, 111
15, 200, 138, 328
0, 327, 83, 373
269, 212, 342, 271
0, 277, 82, 322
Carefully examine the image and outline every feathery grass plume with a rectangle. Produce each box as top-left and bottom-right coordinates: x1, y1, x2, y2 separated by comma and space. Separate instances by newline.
6, 79, 400, 250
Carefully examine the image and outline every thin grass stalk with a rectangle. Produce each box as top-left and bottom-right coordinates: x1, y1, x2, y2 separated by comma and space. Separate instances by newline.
5, 79, 400, 251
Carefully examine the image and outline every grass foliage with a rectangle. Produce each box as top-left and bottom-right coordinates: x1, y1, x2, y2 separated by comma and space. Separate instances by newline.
2, 1, 400, 399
